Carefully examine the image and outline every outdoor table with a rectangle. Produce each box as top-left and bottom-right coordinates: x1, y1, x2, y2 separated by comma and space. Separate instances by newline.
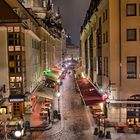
116, 123, 125, 133
134, 124, 140, 133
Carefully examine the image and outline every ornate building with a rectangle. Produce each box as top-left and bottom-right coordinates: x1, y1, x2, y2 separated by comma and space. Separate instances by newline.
0, 0, 66, 119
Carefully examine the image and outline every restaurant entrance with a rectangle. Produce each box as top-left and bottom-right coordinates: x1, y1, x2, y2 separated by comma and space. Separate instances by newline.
127, 107, 140, 125
127, 94, 140, 125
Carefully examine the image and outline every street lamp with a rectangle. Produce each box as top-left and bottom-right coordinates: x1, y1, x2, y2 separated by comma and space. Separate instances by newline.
56, 92, 60, 113
14, 123, 24, 139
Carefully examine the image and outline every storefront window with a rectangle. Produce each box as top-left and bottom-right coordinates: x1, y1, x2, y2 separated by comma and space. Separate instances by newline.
0, 107, 7, 115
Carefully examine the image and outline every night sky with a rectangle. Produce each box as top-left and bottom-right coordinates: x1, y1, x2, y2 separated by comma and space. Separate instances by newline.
53, 0, 91, 47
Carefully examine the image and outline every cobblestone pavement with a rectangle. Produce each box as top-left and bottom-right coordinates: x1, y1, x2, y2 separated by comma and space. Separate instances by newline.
33, 70, 93, 140
28, 70, 140, 140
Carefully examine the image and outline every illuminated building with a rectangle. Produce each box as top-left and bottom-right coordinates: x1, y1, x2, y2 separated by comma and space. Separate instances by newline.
0, 0, 66, 119
81, 0, 140, 124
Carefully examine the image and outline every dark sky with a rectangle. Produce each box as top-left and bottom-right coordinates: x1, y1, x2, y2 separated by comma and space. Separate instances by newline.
52, 0, 91, 47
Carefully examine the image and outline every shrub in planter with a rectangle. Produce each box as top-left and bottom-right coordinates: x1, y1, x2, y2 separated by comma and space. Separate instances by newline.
98, 130, 104, 138
106, 131, 111, 139
93, 127, 98, 135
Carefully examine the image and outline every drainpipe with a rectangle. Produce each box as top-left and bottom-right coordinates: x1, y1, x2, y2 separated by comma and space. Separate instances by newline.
119, 0, 122, 122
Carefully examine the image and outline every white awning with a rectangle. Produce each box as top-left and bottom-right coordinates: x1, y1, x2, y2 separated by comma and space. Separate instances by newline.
35, 87, 54, 100
109, 100, 140, 104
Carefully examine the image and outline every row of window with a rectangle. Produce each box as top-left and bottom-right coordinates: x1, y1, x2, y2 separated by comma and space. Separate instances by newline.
85, 55, 140, 80
102, 29, 140, 44
10, 76, 22, 82
8, 32, 24, 48
9, 46, 25, 52
102, 56, 140, 79
100, 4, 140, 17
101, 3, 140, 24
9, 54, 25, 74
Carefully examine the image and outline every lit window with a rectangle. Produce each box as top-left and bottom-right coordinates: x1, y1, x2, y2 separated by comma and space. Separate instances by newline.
10, 77, 16, 82
14, 26, 20, 32
16, 55, 21, 60
15, 46, 20, 51
16, 67, 21, 73
22, 46, 25, 51
127, 29, 137, 41
0, 108, 7, 115
10, 83, 16, 88
126, 4, 136, 16
9, 46, 14, 51
16, 77, 22, 82
9, 61, 15, 67
8, 27, 13, 32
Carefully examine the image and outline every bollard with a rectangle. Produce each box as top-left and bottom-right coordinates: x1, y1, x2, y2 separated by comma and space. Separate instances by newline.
98, 130, 104, 138
106, 131, 111, 139
93, 127, 99, 135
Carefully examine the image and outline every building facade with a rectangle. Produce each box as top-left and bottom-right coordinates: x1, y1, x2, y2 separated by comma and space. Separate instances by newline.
0, 0, 65, 119
81, 0, 140, 124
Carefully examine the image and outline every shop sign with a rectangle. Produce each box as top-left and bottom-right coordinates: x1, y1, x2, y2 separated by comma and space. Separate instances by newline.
9, 98, 25, 102
9, 94, 25, 102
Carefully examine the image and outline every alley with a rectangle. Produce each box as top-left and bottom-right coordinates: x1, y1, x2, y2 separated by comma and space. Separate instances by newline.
36, 70, 93, 140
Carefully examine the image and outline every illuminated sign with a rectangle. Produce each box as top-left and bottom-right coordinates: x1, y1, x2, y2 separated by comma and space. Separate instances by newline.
102, 92, 108, 101
9, 98, 24, 102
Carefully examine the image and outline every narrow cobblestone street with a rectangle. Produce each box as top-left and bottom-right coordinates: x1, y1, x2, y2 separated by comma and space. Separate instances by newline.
34, 70, 93, 140
30, 70, 140, 140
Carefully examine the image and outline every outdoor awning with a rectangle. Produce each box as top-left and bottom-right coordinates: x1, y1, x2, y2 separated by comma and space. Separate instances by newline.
35, 86, 54, 100
109, 100, 140, 104
51, 66, 63, 73
46, 74, 59, 82
44, 70, 60, 82
76, 78, 104, 105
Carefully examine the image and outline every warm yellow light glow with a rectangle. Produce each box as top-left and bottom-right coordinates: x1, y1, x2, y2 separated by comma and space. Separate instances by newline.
57, 92, 60, 97
81, 72, 85, 78
99, 103, 104, 111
